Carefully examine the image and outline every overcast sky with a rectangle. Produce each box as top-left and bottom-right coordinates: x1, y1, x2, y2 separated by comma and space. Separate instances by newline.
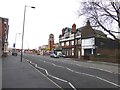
0, 0, 119, 49
0, 0, 87, 49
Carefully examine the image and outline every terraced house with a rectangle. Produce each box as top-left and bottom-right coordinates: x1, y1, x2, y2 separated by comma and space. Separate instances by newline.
59, 21, 118, 63
0, 17, 9, 57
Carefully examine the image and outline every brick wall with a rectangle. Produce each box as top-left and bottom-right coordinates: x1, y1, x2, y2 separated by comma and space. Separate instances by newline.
96, 48, 118, 57
90, 48, 119, 63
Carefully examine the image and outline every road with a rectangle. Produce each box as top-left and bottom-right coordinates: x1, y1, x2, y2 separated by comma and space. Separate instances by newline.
21, 53, 119, 89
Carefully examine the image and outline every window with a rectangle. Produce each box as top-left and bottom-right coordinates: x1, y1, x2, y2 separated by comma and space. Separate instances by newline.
71, 41, 74, 45
61, 42, 64, 46
78, 39, 81, 44
72, 48, 74, 55
66, 41, 69, 46
65, 32, 69, 38
75, 39, 77, 45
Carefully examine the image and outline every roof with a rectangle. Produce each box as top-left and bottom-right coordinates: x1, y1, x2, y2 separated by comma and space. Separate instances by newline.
94, 29, 106, 36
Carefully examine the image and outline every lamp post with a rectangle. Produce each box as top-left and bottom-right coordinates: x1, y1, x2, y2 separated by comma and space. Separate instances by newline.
21, 5, 35, 62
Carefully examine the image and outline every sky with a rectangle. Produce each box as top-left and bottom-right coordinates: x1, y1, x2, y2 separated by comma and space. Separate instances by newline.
0, 0, 86, 49
0, 0, 119, 49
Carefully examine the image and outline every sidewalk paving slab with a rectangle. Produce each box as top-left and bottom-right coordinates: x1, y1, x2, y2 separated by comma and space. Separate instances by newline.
2, 55, 59, 88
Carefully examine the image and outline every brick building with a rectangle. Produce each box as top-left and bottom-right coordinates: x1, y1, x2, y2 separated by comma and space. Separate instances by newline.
0, 17, 9, 57
59, 25, 82, 58
48, 34, 54, 51
59, 21, 119, 63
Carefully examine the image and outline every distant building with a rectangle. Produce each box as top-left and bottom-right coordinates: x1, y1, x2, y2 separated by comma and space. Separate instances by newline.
53, 43, 59, 49
38, 34, 59, 56
40, 45, 49, 55
48, 34, 54, 51
0, 17, 9, 57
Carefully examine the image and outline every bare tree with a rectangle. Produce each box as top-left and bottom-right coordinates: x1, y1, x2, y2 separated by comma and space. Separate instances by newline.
78, 0, 120, 40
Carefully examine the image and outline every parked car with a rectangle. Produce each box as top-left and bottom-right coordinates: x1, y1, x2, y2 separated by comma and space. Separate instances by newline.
59, 53, 66, 58
50, 52, 59, 58
12, 49, 17, 56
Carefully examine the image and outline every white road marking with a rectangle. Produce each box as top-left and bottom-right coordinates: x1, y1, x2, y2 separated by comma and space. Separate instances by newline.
48, 74, 68, 83
26, 59, 77, 90
41, 59, 120, 88
35, 64, 37, 67
66, 67, 74, 72
75, 63, 115, 74
89, 67, 113, 73
27, 61, 63, 90
96, 76, 120, 87
45, 69, 49, 76
68, 82, 77, 90
25, 58, 119, 88
52, 63, 56, 66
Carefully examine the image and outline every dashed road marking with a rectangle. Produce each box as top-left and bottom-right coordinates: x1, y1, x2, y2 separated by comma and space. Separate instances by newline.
26, 59, 77, 90
38, 59, 120, 88
26, 60, 63, 90
25, 58, 120, 88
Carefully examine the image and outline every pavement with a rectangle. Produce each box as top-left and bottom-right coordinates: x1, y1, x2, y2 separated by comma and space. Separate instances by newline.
2, 55, 60, 88
0, 57, 2, 90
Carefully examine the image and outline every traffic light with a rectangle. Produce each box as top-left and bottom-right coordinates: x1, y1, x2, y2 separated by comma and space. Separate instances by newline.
13, 43, 15, 47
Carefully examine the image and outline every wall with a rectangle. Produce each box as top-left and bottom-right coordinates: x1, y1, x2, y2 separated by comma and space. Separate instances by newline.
89, 48, 119, 63
81, 37, 95, 56
0, 18, 2, 56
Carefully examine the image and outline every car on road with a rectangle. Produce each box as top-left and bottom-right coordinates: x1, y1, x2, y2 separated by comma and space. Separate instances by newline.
58, 53, 66, 58
12, 49, 17, 56
50, 52, 59, 58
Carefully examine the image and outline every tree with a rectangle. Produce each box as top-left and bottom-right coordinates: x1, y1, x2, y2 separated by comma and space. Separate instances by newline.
78, 0, 120, 40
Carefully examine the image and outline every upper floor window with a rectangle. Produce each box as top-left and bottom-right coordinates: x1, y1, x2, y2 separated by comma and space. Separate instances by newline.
78, 39, 81, 45
76, 31, 81, 36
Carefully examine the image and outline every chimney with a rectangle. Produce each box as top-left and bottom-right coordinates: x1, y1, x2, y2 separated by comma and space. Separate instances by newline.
72, 23, 76, 33
62, 28, 64, 36
86, 20, 90, 26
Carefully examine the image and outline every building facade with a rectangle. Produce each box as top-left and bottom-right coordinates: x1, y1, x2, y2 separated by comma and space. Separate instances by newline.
59, 21, 118, 63
48, 34, 54, 51
59, 25, 81, 58
0, 17, 9, 57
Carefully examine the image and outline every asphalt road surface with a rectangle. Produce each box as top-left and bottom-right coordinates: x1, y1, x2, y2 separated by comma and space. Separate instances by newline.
21, 54, 119, 89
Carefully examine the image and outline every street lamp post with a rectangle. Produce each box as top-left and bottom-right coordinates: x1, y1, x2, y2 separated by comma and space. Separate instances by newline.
21, 5, 35, 62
